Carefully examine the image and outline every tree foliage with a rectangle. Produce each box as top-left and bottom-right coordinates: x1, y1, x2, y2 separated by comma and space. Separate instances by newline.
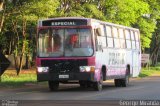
0, 0, 160, 69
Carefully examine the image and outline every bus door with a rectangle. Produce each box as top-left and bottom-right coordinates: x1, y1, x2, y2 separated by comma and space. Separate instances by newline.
94, 28, 105, 74
131, 31, 141, 77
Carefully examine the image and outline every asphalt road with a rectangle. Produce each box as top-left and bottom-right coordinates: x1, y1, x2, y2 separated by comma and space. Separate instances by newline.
0, 76, 160, 106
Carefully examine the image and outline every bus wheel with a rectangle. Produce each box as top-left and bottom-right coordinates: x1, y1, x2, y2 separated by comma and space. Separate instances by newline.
114, 79, 121, 87
79, 81, 87, 88
121, 74, 129, 87
79, 81, 91, 88
121, 66, 130, 87
48, 81, 59, 91
93, 73, 103, 91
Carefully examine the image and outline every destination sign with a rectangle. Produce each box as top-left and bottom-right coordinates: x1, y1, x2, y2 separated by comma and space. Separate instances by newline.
51, 21, 76, 26
42, 19, 88, 26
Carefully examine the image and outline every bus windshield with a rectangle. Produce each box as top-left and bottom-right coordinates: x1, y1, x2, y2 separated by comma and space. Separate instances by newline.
38, 28, 93, 57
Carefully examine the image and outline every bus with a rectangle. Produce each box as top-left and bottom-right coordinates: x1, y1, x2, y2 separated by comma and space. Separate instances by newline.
36, 17, 141, 91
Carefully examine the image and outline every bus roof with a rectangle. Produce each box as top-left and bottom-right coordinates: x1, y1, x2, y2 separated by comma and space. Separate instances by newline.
38, 17, 139, 31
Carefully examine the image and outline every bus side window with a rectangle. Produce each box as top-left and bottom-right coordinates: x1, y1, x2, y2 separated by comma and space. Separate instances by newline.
113, 27, 120, 48
119, 28, 126, 48
135, 31, 140, 49
125, 29, 131, 49
131, 30, 136, 49
100, 24, 107, 48
106, 26, 113, 48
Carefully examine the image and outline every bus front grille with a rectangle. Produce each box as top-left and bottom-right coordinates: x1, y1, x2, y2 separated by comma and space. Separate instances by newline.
41, 59, 87, 74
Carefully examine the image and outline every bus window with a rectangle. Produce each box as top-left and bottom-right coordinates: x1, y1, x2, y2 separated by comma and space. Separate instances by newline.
79, 29, 92, 48
101, 36, 107, 47
119, 28, 126, 48
131, 31, 135, 40
135, 31, 139, 41
120, 39, 126, 48
136, 41, 140, 49
126, 40, 131, 49
125, 30, 131, 40
113, 27, 120, 48
70, 34, 78, 47
107, 37, 114, 47
114, 38, 120, 48
125, 29, 131, 49
99, 24, 105, 36
112, 27, 118, 38
65, 28, 93, 56
132, 41, 136, 49
106, 26, 112, 37
52, 29, 63, 51
135, 31, 140, 49
65, 29, 79, 50
119, 28, 124, 39
106, 25, 113, 48
38, 29, 49, 54
131, 31, 136, 49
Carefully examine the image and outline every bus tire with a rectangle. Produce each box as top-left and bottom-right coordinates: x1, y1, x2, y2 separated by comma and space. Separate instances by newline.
79, 81, 87, 88
93, 72, 103, 91
102, 66, 106, 81
121, 66, 130, 87
121, 74, 129, 87
48, 81, 59, 91
114, 79, 121, 87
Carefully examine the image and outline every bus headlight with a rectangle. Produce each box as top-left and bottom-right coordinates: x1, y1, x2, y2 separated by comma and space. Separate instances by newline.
37, 67, 49, 73
85, 67, 91, 72
79, 66, 95, 72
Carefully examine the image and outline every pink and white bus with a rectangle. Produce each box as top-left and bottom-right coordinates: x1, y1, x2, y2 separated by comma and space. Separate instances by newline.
36, 17, 141, 91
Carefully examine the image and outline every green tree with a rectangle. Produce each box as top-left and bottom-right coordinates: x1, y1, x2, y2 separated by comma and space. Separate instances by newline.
150, 19, 160, 66
58, 0, 105, 20
143, 0, 160, 65
1, 0, 160, 69
1, 0, 60, 74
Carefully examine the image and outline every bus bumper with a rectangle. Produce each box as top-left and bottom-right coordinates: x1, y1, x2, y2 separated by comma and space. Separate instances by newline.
37, 72, 95, 82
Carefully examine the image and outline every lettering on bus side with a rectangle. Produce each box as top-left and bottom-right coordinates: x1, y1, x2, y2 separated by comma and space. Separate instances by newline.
108, 53, 125, 65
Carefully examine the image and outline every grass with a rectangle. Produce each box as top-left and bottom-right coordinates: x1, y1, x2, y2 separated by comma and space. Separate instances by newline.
139, 66, 160, 78
0, 69, 37, 88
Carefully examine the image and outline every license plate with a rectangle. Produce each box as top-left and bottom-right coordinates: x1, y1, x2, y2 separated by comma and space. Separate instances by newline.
59, 75, 69, 79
